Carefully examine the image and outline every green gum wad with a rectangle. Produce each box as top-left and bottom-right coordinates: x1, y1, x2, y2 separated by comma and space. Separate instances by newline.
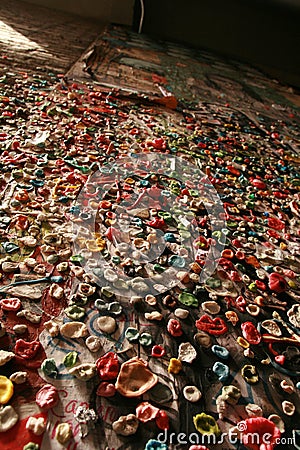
193, 413, 220, 435
154, 264, 165, 273
41, 358, 58, 377
178, 292, 198, 307
139, 332, 152, 346
64, 305, 85, 320
158, 211, 172, 222
23, 443, 39, 450
206, 278, 221, 288
125, 327, 140, 342
70, 255, 85, 263
71, 296, 88, 306
179, 230, 191, 239
63, 351, 78, 368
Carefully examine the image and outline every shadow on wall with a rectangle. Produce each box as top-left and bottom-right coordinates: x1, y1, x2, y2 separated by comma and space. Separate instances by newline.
25, 0, 135, 25
134, 0, 300, 89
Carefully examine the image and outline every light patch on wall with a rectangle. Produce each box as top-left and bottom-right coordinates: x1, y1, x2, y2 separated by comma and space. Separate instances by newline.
0, 19, 52, 55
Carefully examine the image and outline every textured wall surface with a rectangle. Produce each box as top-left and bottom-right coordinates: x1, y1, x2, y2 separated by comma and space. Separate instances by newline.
0, 0, 102, 73
23, 0, 135, 25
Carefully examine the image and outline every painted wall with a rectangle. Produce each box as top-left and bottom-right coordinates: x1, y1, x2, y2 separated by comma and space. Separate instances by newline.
24, 0, 135, 25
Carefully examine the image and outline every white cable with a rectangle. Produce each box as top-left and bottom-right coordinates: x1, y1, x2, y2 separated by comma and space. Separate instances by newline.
138, 0, 145, 34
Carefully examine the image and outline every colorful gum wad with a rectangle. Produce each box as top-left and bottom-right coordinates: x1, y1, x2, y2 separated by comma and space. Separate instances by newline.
0, 376, 14, 404
0, 410, 47, 450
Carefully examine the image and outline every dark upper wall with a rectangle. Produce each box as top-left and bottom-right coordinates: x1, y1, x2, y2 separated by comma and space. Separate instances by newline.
23, 0, 300, 87
135, 0, 300, 88
25, 0, 135, 25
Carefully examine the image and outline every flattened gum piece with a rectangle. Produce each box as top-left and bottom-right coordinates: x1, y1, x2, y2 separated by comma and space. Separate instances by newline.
112, 414, 139, 436
71, 265, 85, 277
60, 322, 88, 338
97, 316, 116, 334
225, 310, 239, 325
183, 385, 202, 402
85, 335, 101, 352
36, 384, 59, 410
16, 309, 41, 323
280, 379, 295, 394
78, 282, 96, 297
221, 385, 241, 404
174, 308, 189, 319
144, 312, 163, 321
96, 382, 116, 397
10, 371, 27, 384
168, 358, 182, 374
0, 376, 14, 404
55, 422, 72, 444
26, 416, 47, 435
0, 405, 19, 432
194, 331, 212, 348
202, 301, 221, 315
13, 324, 28, 335
44, 320, 60, 337
246, 304, 260, 316
68, 363, 97, 381
0, 350, 15, 366
178, 342, 197, 363
49, 284, 64, 299
261, 320, 282, 336
245, 403, 263, 417
145, 295, 157, 306
136, 402, 159, 422
116, 358, 158, 397
282, 400, 295, 416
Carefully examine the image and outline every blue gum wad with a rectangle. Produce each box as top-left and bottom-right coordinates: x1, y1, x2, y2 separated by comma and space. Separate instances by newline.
145, 440, 168, 450
213, 362, 230, 381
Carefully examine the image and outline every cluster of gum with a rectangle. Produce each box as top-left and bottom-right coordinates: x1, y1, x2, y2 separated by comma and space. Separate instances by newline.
0, 31, 300, 450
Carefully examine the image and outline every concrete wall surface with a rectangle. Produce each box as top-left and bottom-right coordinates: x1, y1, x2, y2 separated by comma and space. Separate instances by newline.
24, 0, 135, 25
